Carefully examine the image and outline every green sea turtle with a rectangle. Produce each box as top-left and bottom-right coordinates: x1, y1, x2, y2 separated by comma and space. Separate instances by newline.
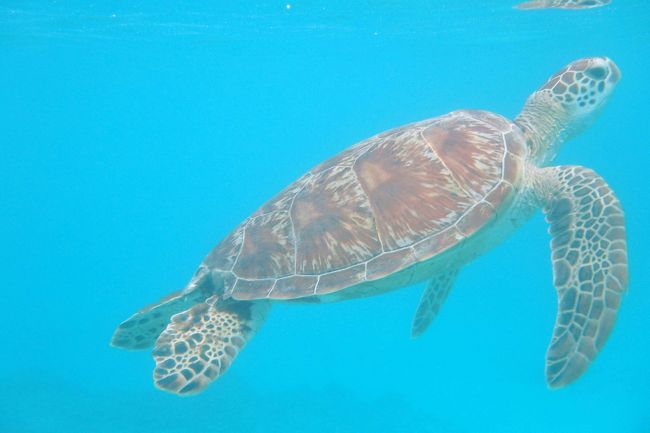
112, 57, 628, 395
515, 0, 611, 9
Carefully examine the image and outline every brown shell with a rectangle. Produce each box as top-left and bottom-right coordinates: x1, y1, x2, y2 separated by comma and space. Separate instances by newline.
203, 110, 526, 300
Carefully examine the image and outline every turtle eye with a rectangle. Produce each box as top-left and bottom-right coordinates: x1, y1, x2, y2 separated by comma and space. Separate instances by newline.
585, 66, 607, 80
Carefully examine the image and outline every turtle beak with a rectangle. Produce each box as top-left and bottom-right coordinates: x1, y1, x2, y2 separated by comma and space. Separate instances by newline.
605, 58, 621, 84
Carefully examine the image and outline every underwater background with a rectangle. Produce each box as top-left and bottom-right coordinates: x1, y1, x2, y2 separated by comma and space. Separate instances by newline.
1, 1, 649, 432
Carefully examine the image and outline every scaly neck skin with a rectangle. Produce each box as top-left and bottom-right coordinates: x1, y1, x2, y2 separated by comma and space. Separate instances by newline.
514, 91, 569, 166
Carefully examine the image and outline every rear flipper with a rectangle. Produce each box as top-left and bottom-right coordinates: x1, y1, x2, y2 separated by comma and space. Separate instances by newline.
152, 298, 270, 395
539, 166, 628, 388
111, 270, 213, 350
111, 289, 208, 350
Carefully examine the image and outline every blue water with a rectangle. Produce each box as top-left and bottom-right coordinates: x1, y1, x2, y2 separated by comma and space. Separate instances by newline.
1, 1, 649, 432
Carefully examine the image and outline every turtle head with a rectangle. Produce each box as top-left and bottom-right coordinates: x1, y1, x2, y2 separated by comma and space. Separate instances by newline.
540, 57, 620, 130
516, 57, 621, 164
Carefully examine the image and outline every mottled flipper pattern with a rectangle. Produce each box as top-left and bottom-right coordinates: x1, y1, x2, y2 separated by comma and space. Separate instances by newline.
152, 298, 270, 395
540, 166, 627, 388
111, 289, 208, 350
411, 268, 459, 337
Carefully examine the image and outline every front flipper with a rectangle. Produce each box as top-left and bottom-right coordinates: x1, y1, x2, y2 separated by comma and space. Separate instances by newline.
152, 298, 270, 395
411, 268, 459, 338
539, 166, 628, 388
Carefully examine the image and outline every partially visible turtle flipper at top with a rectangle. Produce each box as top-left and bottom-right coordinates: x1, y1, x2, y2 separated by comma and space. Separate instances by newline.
515, 0, 610, 10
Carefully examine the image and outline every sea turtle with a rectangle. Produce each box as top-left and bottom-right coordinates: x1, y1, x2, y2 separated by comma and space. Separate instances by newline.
112, 57, 628, 395
515, 0, 611, 9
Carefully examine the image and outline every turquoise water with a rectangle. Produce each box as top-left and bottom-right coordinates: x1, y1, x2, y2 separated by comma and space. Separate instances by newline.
2, 1, 649, 432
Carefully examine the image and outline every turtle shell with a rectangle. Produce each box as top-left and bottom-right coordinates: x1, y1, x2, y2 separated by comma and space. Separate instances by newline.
203, 110, 526, 301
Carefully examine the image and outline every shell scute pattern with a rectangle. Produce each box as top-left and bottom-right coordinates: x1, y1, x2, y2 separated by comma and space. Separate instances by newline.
314, 264, 366, 295
232, 211, 295, 279
292, 165, 381, 274
231, 278, 274, 300
205, 110, 524, 300
203, 224, 244, 271
254, 172, 314, 217
456, 202, 496, 237
485, 182, 515, 211
366, 248, 417, 280
271, 275, 318, 299
355, 120, 472, 250
411, 227, 466, 261
504, 128, 527, 158
420, 111, 507, 200
310, 136, 377, 173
